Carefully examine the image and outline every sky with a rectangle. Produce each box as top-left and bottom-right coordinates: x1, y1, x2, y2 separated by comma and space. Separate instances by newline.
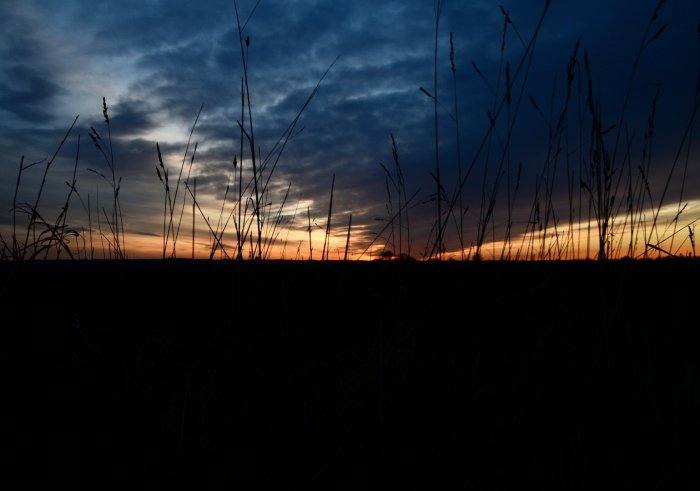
1, 0, 699, 260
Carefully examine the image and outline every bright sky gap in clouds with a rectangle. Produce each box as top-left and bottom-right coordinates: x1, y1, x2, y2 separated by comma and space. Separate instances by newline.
1, 0, 699, 259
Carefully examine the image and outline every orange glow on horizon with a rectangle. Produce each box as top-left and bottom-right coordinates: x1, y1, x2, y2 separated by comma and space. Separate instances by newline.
3, 201, 697, 261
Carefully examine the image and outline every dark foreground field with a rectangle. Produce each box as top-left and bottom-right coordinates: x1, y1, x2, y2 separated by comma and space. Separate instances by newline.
1, 259, 699, 488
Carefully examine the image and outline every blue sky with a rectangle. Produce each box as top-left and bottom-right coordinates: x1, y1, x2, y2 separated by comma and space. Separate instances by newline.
1, 0, 699, 259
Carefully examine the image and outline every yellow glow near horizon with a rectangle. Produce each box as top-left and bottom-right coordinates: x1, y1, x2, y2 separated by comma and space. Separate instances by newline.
445, 200, 700, 260
6, 199, 698, 261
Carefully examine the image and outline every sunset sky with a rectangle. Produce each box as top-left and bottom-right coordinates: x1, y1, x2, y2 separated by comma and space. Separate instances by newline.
1, 0, 699, 259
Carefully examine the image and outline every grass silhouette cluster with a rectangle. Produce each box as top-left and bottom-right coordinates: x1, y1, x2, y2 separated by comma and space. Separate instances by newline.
1, 0, 698, 261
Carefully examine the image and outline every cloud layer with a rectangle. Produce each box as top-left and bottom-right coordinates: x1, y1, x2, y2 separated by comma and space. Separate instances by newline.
1, 0, 699, 258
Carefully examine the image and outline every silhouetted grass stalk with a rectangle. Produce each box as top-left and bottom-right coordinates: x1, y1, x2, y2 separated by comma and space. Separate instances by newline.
432, 0, 443, 259
171, 105, 204, 257
344, 214, 352, 260
22, 115, 79, 260
322, 174, 335, 261
438, 0, 551, 261
450, 32, 465, 259
234, 0, 262, 259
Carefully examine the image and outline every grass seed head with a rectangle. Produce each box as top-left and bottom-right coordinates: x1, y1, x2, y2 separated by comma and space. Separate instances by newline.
156, 142, 164, 169
471, 61, 482, 76
651, 23, 668, 42
102, 97, 109, 125
651, 0, 666, 22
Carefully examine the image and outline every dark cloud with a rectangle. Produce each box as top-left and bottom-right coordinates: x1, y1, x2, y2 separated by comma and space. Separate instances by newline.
0, 10, 64, 124
103, 100, 159, 138
0, 66, 63, 123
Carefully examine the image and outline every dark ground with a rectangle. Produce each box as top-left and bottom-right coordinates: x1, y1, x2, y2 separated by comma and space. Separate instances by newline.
1, 259, 699, 489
